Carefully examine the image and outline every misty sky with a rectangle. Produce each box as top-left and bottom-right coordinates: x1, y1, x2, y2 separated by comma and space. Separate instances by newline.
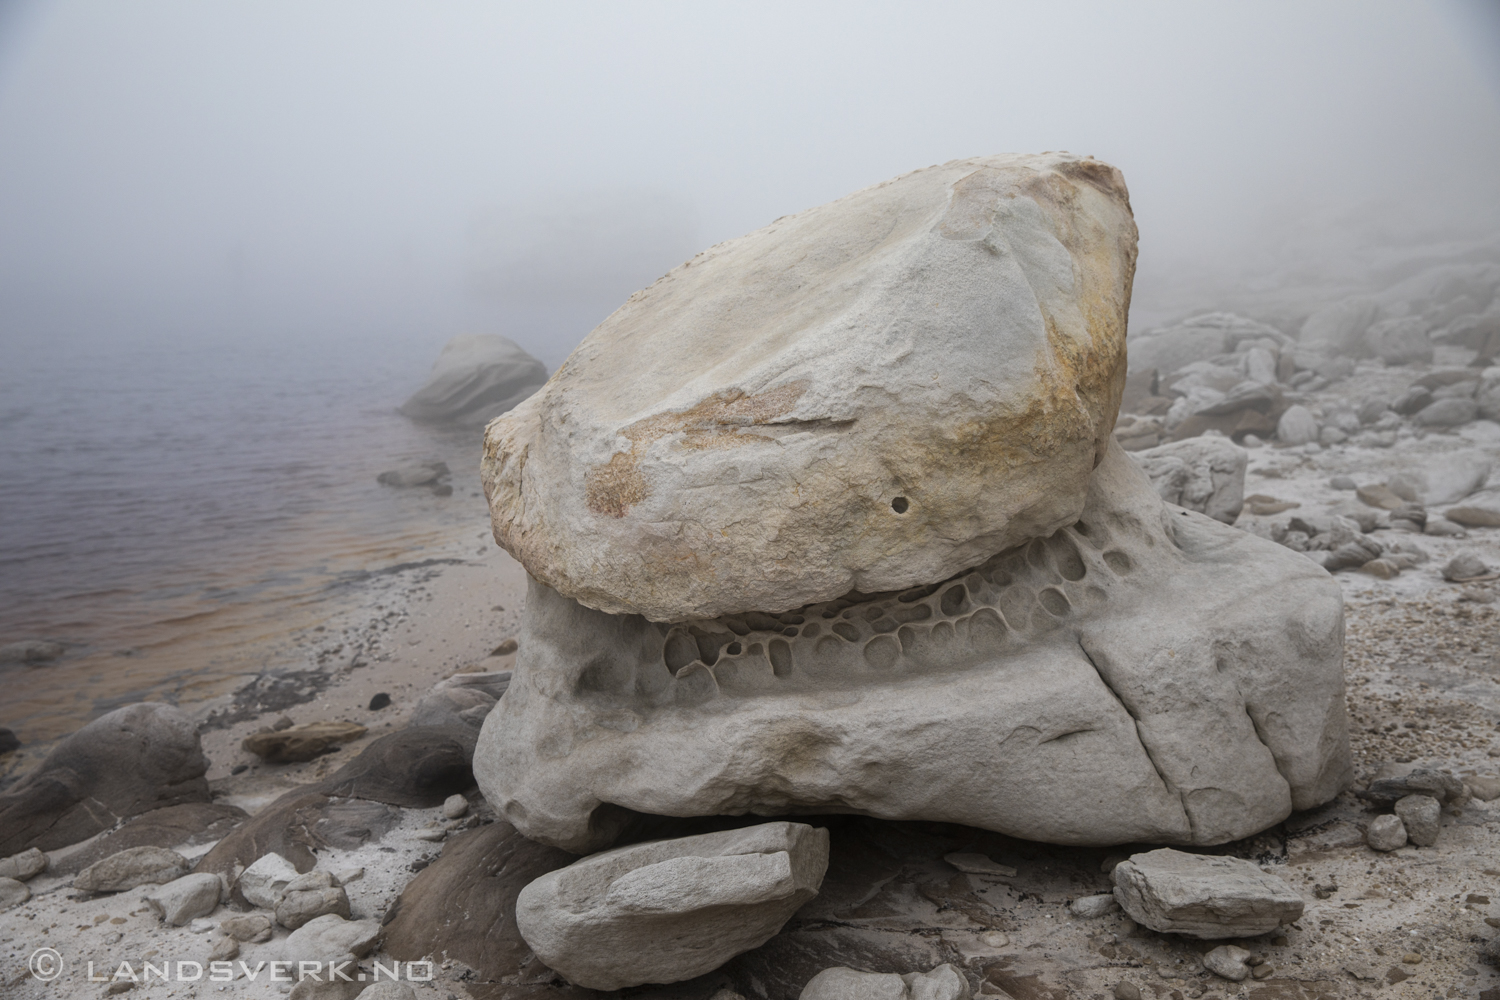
2, 1, 1499, 368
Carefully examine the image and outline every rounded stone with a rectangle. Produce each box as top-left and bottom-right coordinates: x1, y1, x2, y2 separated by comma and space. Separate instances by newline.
1365, 813, 1406, 851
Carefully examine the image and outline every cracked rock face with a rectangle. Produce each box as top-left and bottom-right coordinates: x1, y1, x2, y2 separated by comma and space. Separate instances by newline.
474, 442, 1352, 853
481, 152, 1137, 621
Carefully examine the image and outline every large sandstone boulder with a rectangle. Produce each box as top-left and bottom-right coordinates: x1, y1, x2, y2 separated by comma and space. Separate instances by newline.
475, 442, 1350, 854
482, 153, 1138, 621
515, 822, 829, 990
0, 703, 211, 856
399, 334, 547, 427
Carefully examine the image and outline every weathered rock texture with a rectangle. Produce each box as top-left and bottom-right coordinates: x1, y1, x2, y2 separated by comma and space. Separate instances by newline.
475, 442, 1351, 853
515, 822, 829, 990
482, 153, 1138, 621
1111, 849, 1304, 938
1129, 436, 1247, 524
400, 334, 547, 427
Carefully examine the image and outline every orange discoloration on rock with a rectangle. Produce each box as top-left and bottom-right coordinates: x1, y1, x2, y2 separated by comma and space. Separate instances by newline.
584, 382, 809, 518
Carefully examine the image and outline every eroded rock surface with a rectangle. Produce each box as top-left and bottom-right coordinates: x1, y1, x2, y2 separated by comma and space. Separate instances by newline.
482, 153, 1138, 621
476, 443, 1350, 853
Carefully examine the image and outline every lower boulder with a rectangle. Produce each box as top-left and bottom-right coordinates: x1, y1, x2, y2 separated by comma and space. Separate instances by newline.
0, 703, 211, 856
515, 822, 829, 990
475, 443, 1351, 854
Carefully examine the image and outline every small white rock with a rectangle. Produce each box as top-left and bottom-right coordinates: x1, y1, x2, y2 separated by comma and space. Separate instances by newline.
1366, 814, 1407, 852
441, 794, 469, 819
1203, 944, 1252, 982
240, 852, 300, 909
189, 917, 218, 933
143, 873, 221, 926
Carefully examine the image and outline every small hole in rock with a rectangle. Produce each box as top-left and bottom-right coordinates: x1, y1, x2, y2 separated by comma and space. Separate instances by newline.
891, 496, 909, 513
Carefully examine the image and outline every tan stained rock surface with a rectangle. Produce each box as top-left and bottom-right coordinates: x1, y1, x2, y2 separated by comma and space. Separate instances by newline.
482, 152, 1137, 621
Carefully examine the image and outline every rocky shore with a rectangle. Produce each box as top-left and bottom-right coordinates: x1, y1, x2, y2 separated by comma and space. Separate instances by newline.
3, 155, 1500, 999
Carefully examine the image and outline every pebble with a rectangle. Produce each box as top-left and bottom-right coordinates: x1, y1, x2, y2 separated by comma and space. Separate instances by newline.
1366, 813, 1407, 851
1203, 944, 1252, 981
1330, 475, 1357, 490
441, 794, 469, 819
209, 936, 239, 961
1394, 794, 1441, 846
1069, 893, 1119, 918
189, 917, 217, 933
1112, 982, 1141, 1000
979, 930, 1010, 948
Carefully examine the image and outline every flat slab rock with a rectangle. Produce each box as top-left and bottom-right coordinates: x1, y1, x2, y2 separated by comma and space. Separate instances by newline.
476, 443, 1351, 853
515, 821, 829, 990
483, 152, 1138, 621
1111, 848, 1304, 939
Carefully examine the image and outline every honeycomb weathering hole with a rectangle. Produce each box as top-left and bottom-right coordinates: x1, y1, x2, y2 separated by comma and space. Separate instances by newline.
891, 496, 909, 513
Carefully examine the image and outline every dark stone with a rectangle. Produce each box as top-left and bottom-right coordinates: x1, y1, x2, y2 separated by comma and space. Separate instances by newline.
1358, 767, 1465, 805
0, 728, 19, 755
0, 703, 210, 856
230, 764, 249, 775
195, 725, 478, 886
382, 821, 577, 983
317, 726, 476, 807
368, 693, 392, 711
52, 802, 249, 875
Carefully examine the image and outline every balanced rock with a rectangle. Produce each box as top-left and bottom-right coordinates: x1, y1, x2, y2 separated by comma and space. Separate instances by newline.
515, 821, 829, 990
399, 334, 548, 427
1130, 436, 1247, 524
800, 964, 971, 1000
476, 442, 1350, 852
475, 156, 1350, 856
482, 153, 1138, 622
1358, 766, 1465, 804
75, 846, 189, 892
1111, 848, 1304, 938
0, 702, 210, 856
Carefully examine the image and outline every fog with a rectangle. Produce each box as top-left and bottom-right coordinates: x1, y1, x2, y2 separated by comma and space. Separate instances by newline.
2, 1, 1499, 368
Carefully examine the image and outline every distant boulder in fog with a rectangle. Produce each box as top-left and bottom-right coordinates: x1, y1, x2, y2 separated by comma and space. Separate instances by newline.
400, 335, 548, 427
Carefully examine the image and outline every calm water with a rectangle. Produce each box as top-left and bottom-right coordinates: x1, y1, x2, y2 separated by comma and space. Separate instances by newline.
0, 326, 505, 743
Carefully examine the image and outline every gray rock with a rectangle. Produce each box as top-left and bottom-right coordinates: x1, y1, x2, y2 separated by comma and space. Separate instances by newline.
1130, 437, 1247, 524
208, 935, 239, 961
407, 686, 497, 731
1420, 452, 1492, 505
0, 702, 211, 856
1070, 893, 1120, 918
1111, 848, 1304, 938
944, 853, 1016, 877
1425, 516, 1468, 536
143, 873, 222, 926
1414, 398, 1477, 426
1364, 317, 1433, 365
1329, 475, 1357, 491
1112, 982, 1142, 1000
477, 444, 1351, 854
1443, 552, 1493, 582
1319, 425, 1347, 446
800, 964, 971, 1000
276, 875, 351, 930
0, 876, 29, 909
1387, 472, 1423, 502
239, 852, 299, 909
0, 640, 64, 664
1244, 347, 1277, 385
1392, 385, 1434, 415
376, 462, 448, 488
1477, 374, 1500, 421
1356, 399, 1389, 424
1394, 794, 1441, 847
1358, 766, 1465, 804
359, 985, 417, 1000
441, 794, 468, 819
75, 847, 189, 892
1365, 814, 1407, 851
220, 913, 274, 942
1277, 405, 1319, 445
1203, 944, 1252, 982
0, 848, 46, 881
517, 821, 829, 990
1447, 487, 1500, 527
399, 334, 548, 427
1299, 298, 1378, 356
280, 913, 382, 968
